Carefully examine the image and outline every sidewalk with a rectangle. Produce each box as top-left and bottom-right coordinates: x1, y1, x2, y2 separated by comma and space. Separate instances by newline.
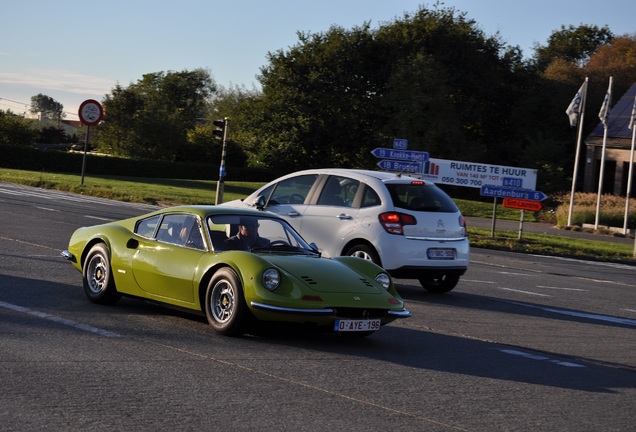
466, 216, 635, 245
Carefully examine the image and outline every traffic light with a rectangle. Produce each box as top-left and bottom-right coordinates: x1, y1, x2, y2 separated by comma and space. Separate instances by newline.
212, 119, 225, 140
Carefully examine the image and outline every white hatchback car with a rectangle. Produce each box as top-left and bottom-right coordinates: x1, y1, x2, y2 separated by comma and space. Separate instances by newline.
223, 169, 469, 293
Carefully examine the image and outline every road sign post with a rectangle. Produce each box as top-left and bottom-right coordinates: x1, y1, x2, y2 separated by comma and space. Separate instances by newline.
214, 118, 229, 205
480, 185, 548, 239
78, 99, 104, 185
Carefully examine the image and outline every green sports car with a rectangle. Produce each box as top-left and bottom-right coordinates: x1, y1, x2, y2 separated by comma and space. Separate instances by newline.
62, 205, 410, 336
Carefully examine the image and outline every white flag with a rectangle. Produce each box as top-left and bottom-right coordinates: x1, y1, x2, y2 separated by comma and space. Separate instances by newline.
629, 94, 636, 130
598, 78, 612, 127
566, 81, 587, 127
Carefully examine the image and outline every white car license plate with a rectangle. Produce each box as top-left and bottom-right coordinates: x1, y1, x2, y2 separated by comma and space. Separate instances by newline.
427, 248, 456, 260
334, 319, 381, 332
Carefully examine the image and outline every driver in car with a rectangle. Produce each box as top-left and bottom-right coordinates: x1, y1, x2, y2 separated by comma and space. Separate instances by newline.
224, 218, 270, 251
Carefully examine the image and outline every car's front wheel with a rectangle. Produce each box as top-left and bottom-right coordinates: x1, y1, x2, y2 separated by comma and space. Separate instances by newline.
344, 244, 381, 266
83, 243, 121, 305
205, 268, 249, 336
419, 272, 460, 293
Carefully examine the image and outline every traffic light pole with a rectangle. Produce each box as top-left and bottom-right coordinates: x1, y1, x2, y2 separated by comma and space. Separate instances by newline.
215, 118, 229, 205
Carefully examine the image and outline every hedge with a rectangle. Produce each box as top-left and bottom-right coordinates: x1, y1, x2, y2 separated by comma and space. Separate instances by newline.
0, 144, 277, 181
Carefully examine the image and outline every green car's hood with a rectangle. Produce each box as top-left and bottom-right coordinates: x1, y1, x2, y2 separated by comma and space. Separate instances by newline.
264, 255, 384, 295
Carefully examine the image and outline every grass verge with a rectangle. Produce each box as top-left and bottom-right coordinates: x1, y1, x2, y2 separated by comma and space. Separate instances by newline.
468, 227, 634, 263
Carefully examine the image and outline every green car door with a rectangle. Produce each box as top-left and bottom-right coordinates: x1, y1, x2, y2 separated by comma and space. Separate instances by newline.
131, 213, 207, 304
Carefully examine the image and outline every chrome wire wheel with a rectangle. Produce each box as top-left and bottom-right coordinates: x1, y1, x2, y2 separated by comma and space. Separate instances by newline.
211, 280, 235, 324
86, 254, 108, 295
82, 243, 121, 305
205, 267, 248, 336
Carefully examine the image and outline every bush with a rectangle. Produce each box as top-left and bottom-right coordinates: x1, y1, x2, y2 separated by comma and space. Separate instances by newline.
554, 192, 636, 228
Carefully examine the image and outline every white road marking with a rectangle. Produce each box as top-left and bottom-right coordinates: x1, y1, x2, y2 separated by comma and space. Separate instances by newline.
85, 215, 113, 221
500, 287, 551, 297
0, 300, 122, 337
0, 183, 158, 211
574, 276, 635, 288
499, 349, 586, 368
540, 255, 636, 271
498, 271, 532, 276
35, 206, 60, 212
505, 300, 636, 326
535, 285, 587, 291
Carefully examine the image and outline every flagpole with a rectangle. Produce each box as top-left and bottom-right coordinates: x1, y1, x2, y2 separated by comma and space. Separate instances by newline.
625, 124, 635, 234
595, 76, 613, 230
567, 78, 588, 226
625, 94, 636, 237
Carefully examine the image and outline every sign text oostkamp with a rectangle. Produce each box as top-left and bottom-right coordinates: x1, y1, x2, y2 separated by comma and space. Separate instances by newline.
420, 158, 538, 191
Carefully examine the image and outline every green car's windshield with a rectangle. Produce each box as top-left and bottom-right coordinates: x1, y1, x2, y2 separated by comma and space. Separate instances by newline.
206, 214, 317, 254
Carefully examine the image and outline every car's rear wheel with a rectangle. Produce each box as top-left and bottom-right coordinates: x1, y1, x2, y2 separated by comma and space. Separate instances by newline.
419, 273, 460, 293
83, 243, 121, 305
344, 244, 381, 266
205, 268, 249, 336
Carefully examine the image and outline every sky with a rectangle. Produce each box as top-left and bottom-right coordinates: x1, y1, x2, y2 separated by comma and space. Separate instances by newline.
1, 0, 634, 121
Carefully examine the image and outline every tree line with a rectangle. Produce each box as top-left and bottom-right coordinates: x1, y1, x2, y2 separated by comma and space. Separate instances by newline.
2, 5, 635, 194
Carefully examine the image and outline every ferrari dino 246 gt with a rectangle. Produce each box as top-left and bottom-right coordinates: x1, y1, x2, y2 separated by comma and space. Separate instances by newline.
62, 206, 410, 336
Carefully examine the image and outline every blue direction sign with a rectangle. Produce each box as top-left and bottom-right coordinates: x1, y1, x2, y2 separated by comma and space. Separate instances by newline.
480, 185, 548, 201
393, 138, 408, 149
371, 148, 429, 162
377, 160, 422, 173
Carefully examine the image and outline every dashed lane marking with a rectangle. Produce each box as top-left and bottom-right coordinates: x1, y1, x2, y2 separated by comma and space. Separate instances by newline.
0, 300, 122, 338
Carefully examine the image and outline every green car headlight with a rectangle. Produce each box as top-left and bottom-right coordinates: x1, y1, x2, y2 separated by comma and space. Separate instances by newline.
262, 268, 281, 291
375, 273, 391, 290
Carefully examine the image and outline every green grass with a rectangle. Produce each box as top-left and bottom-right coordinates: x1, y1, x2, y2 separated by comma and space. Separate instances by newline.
1, 168, 634, 262
468, 227, 634, 262
0, 168, 262, 206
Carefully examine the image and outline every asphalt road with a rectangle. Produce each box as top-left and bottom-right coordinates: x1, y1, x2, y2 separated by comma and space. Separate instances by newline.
1, 182, 635, 431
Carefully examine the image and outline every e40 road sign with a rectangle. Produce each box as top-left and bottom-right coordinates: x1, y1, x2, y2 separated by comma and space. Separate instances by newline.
502, 198, 544, 211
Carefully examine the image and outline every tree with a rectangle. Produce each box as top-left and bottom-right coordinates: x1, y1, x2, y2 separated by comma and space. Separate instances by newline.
245, 5, 521, 172
375, 6, 519, 164
30, 94, 64, 121
0, 110, 38, 146
532, 24, 614, 70
255, 23, 383, 170
585, 35, 636, 98
97, 69, 216, 161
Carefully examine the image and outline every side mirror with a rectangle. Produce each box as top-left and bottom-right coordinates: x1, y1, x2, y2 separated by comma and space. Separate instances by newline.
255, 195, 267, 210
309, 242, 321, 255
